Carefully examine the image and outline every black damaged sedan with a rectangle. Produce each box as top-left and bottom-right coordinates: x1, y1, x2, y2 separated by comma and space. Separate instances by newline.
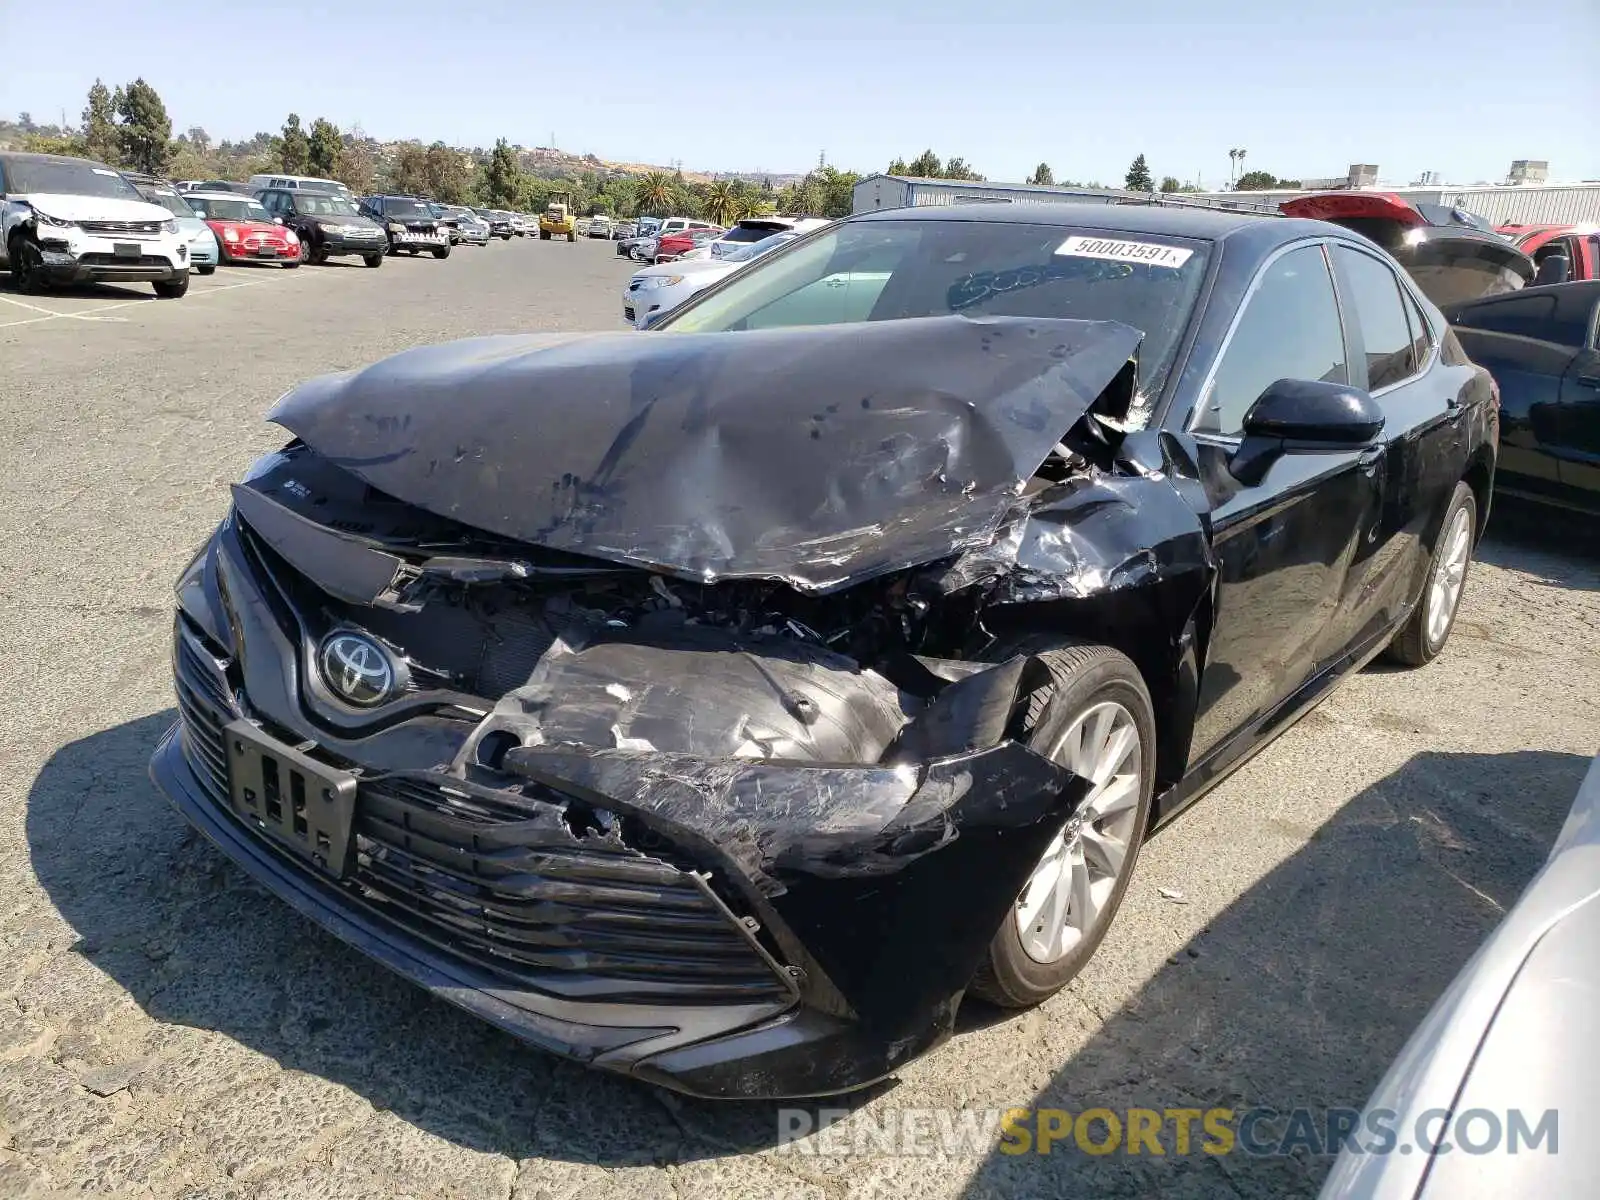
152, 204, 1500, 1098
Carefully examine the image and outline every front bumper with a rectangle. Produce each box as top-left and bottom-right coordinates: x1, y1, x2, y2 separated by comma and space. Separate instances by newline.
188, 237, 218, 268
153, 512, 1081, 1096
317, 230, 389, 255
35, 230, 187, 283
389, 231, 449, 250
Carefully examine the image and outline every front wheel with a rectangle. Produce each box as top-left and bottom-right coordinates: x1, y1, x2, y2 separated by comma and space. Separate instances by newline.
363, 253, 384, 268
197, 265, 216, 276
567, 232, 576, 242
432, 245, 450, 259
1385, 482, 1477, 666
8, 232, 47, 294
970, 643, 1156, 1009
152, 272, 190, 299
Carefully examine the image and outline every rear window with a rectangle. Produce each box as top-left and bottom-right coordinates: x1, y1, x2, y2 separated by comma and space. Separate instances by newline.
663, 218, 1211, 399
720, 223, 786, 244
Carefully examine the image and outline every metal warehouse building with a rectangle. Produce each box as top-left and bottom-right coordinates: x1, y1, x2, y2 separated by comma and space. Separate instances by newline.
852, 174, 1600, 226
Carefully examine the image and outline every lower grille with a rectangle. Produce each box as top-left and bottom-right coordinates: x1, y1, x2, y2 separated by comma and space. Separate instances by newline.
78, 254, 172, 268
173, 620, 236, 804
349, 775, 792, 1004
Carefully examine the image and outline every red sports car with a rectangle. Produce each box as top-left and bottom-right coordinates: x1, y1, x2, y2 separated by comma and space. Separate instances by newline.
185, 192, 300, 267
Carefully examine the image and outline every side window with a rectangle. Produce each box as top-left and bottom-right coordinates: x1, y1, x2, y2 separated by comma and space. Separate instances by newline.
1334, 245, 1418, 390
1195, 244, 1347, 436
1401, 287, 1433, 371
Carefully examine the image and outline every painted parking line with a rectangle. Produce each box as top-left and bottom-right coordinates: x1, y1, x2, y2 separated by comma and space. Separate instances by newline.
0, 268, 329, 330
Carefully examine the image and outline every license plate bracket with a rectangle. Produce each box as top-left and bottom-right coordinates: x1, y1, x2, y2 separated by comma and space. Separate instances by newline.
224, 719, 358, 878
113, 242, 141, 259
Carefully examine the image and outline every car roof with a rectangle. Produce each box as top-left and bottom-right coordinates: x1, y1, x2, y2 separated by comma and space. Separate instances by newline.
0, 151, 118, 169
187, 191, 261, 200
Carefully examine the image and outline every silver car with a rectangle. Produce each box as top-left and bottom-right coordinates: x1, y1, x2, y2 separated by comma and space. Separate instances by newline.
1320, 752, 1600, 1199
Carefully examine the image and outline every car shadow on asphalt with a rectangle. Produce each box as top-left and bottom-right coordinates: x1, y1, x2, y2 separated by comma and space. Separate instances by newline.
24, 710, 889, 1167
1476, 497, 1600, 590
952, 744, 1589, 1200
0, 278, 155, 302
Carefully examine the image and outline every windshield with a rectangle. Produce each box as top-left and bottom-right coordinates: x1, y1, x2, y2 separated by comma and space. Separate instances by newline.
383, 198, 429, 218
722, 232, 797, 263
8, 159, 143, 200
663, 219, 1211, 398
188, 196, 272, 223
297, 195, 362, 217
139, 188, 197, 218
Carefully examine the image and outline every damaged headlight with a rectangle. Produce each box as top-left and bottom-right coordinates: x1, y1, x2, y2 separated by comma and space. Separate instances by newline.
161, 218, 178, 234
32, 209, 73, 229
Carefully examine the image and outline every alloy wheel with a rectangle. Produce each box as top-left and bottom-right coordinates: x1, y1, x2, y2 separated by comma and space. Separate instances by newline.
1427, 507, 1472, 647
1015, 701, 1143, 963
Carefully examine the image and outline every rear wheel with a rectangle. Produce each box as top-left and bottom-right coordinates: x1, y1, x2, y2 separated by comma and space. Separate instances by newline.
432, 244, 450, 259
152, 272, 190, 299
567, 231, 576, 242
1385, 482, 1476, 666
970, 643, 1156, 1008
8, 232, 47, 294
363, 253, 383, 268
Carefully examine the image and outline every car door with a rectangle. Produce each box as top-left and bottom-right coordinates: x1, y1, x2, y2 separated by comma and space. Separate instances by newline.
1450, 289, 1577, 504
1183, 241, 1384, 770
1553, 283, 1600, 499
1325, 242, 1466, 647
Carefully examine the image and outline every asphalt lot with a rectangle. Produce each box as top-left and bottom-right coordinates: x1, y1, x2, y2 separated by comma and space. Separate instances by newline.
1, 238, 1597, 1199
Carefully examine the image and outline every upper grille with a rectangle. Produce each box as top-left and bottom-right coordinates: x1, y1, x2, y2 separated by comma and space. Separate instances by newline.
350, 775, 792, 1004
81, 219, 163, 236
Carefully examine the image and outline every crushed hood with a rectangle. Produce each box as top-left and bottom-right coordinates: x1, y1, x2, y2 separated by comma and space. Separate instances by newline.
268, 316, 1142, 592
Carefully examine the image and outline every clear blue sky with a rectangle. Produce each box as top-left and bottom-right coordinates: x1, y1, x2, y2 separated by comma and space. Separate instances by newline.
4, 0, 1596, 187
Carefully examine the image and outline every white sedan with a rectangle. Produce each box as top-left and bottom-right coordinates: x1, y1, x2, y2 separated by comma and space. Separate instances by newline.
622, 231, 796, 329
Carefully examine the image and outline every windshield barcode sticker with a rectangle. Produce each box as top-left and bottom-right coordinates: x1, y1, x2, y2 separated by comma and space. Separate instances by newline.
1054, 236, 1193, 269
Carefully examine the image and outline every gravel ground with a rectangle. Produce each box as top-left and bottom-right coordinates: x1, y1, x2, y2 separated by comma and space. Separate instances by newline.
1, 240, 1597, 1199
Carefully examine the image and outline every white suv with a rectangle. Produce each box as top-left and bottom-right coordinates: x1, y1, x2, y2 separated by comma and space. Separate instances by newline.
0, 152, 191, 297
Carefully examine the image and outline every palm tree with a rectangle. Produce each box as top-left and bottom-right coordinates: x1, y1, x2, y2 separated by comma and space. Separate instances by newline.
635, 171, 675, 216
702, 180, 739, 227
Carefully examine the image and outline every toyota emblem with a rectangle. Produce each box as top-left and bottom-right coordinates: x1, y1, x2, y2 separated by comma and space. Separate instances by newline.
318, 632, 397, 707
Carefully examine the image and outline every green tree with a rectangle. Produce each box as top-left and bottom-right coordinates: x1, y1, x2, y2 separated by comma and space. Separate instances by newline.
1159, 176, 1182, 193
906, 149, 942, 178
480, 138, 522, 207
1027, 163, 1055, 186
424, 141, 469, 203
701, 179, 738, 226
82, 79, 119, 163
307, 118, 343, 178
887, 157, 910, 175
942, 157, 983, 181
1234, 170, 1297, 191
811, 166, 859, 217
115, 78, 172, 174
389, 143, 431, 195
336, 129, 376, 194
634, 170, 676, 216
278, 113, 309, 174
1124, 153, 1154, 192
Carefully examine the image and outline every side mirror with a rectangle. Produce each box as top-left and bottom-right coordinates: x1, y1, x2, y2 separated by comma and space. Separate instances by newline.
1533, 254, 1571, 287
1229, 378, 1385, 486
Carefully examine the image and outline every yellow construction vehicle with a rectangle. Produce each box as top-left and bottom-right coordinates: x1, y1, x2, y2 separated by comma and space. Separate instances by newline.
539, 192, 577, 241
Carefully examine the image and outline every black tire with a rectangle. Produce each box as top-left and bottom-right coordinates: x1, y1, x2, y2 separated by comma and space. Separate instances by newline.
363, 253, 383, 268
152, 272, 190, 299
567, 232, 576, 242
1385, 481, 1477, 666
197, 265, 216, 276
969, 641, 1157, 1009
8, 231, 48, 294
432, 245, 450, 259
540, 230, 551, 241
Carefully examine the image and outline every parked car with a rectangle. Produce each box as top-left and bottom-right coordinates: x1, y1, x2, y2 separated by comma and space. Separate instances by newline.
434, 205, 490, 246
153, 202, 1497, 1100
507, 213, 530, 237
357, 195, 450, 258
614, 220, 639, 240
123, 171, 218, 276
629, 219, 721, 263
257, 187, 388, 267
1279, 193, 1534, 307
586, 214, 615, 239
1497, 224, 1600, 284
653, 226, 726, 263
188, 180, 258, 196
623, 231, 796, 327
1444, 280, 1600, 514
248, 174, 351, 197
481, 210, 514, 240
0, 152, 192, 296
1320, 753, 1600, 1200
617, 216, 660, 257
699, 216, 831, 261
184, 192, 300, 267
